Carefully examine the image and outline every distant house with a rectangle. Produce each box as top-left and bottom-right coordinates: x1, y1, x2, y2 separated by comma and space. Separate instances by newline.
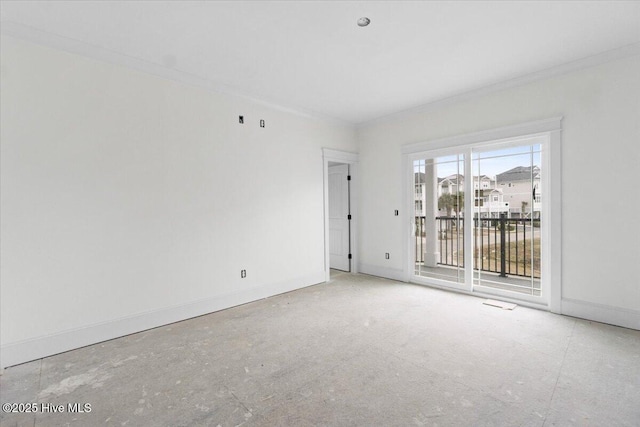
413, 172, 426, 215
414, 172, 509, 217
475, 188, 510, 218
474, 175, 494, 190
438, 174, 464, 195
496, 166, 541, 217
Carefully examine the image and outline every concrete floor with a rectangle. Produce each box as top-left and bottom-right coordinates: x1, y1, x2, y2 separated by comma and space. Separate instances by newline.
1, 271, 639, 426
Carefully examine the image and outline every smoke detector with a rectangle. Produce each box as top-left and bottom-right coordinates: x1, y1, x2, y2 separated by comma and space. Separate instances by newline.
357, 17, 370, 27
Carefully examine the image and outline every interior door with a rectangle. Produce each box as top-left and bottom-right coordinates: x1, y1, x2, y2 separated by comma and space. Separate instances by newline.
328, 164, 350, 271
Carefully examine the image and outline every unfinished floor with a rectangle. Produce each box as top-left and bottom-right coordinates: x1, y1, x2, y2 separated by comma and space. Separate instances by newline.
1, 271, 639, 427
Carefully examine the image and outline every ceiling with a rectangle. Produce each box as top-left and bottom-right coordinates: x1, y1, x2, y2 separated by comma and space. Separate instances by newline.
2, 1, 639, 124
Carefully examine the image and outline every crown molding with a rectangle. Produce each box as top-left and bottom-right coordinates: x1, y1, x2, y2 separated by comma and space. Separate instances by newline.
358, 42, 640, 128
0, 21, 353, 129
401, 116, 563, 155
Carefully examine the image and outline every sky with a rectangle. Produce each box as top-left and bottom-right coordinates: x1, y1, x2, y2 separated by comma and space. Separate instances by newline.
416, 145, 542, 178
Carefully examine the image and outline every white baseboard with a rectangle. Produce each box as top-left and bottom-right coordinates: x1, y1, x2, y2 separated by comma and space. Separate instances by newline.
562, 298, 640, 330
0, 272, 325, 369
358, 263, 408, 282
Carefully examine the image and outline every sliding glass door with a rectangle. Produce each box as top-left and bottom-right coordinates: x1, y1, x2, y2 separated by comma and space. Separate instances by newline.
412, 137, 546, 302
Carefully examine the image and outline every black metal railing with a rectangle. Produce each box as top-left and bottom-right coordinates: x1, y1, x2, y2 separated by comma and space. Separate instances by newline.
415, 214, 540, 279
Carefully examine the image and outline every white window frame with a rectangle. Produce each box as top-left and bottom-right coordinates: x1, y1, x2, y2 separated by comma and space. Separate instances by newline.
402, 117, 562, 312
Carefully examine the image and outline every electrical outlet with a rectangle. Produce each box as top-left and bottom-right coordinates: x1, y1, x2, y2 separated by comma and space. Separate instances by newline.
385, 253, 389, 259
260, 119, 265, 128
394, 210, 399, 216
239, 115, 244, 124
240, 269, 246, 278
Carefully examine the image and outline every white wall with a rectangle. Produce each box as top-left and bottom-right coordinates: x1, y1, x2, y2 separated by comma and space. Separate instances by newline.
357, 54, 640, 329
0, 37, 356, 368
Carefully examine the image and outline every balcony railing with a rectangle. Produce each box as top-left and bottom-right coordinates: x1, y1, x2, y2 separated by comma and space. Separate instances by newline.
415, 215, 540, 279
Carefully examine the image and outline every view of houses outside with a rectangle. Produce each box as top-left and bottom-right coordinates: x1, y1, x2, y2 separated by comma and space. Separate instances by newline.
414, 145, 542, 295
415, 165, 541, 219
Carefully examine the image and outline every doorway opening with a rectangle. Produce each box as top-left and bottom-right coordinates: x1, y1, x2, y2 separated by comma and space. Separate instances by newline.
328, 163, 351, 272
323, 149, 359, 282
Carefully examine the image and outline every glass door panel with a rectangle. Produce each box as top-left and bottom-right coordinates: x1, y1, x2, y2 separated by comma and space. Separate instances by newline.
414, 155, 465, 284
472, 144, 542, 296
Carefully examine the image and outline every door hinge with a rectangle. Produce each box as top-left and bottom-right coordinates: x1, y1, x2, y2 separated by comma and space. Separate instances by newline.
348, 254, 352, 259
347, 214, 352, 220
347, 175, 351, 181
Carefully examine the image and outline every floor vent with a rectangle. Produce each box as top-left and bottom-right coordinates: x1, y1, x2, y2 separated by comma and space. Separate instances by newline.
483, 299, 517, 310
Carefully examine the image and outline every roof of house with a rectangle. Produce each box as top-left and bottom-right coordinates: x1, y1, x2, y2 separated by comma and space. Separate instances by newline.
413, 171, 516, 184
438, 174, 464, 184
496, 166, 540, 182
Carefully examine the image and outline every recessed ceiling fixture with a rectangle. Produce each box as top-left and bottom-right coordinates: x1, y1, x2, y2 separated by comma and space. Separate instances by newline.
357, 17, 370, 27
